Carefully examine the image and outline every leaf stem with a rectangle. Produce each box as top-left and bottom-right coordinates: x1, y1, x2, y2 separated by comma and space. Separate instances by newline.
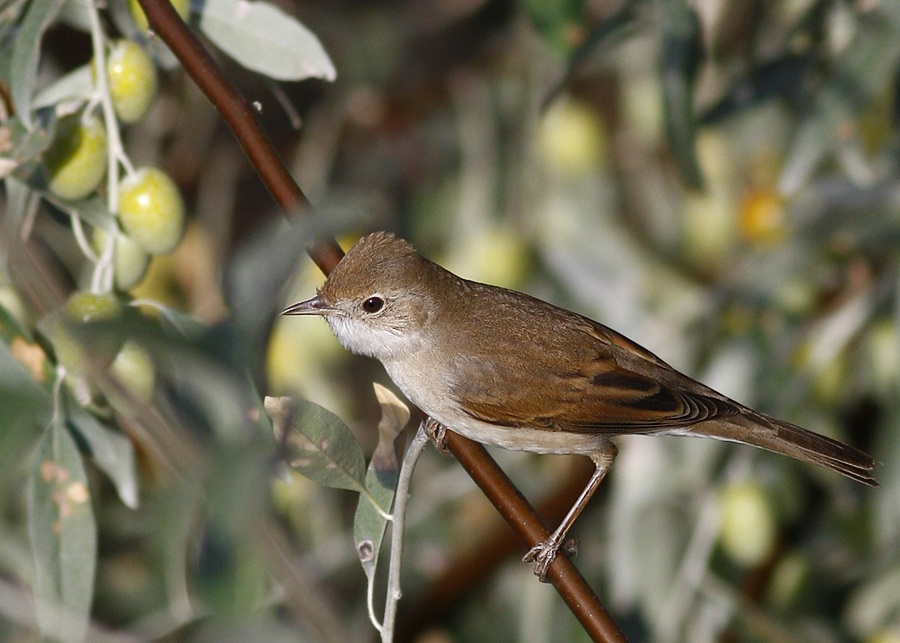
381, 423, 429, 642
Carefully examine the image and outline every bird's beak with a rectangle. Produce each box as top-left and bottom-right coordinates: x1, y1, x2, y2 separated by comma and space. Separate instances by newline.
281, 293, 339, 316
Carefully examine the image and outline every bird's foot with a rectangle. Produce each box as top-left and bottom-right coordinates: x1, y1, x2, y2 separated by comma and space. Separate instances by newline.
522, 535, 578, 582
422, 417, 450, 455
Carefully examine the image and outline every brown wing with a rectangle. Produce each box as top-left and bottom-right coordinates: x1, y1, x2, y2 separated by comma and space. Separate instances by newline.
450, 314, 738, 435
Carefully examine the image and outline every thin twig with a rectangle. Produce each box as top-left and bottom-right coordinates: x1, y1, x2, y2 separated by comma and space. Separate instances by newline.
381, 424, 429, 641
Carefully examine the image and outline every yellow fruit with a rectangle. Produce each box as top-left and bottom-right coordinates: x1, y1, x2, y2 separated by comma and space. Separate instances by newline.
718, 481, 777, 567
129, 0, 190, 33
867, 630, 900, 643
93, 228, 151, 290
536, 98, 606, 176
109, 341, 156, 406
44, 114, 108, 201
739, 189, 787, 245
766, 551, 810, 609
64, 291, 122, 324
102, 40, 158, 123
118, 167, 185, 255
54, 291, 124, 373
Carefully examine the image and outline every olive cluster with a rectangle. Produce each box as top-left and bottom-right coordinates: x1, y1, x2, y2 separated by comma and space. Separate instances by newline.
42, 0, 190, 405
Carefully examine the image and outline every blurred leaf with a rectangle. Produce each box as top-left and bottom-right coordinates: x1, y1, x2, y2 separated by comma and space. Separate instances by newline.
0, 112, 56, 179
196, 442, 272, 614
33, 64, 93, 110
544, 1, 641, 107
265, 395, 366, 492
845, 565, 900, 638
153, 304, 208, 340
524, 0, 587, 55
10, 0, 66, 128
162, 339, 263, 443
27, 419, 97, 642
58, 0, 91, 31
781, 17, 900, 194
1, 175, 42, 241
224, 209, 358, 379
188, 617, 311, 643
0, 331, 52, 414
198, 0, 336, 82
698, 54, 818, 125
42, 193, 118, 233
0, 339, 52, 487
779, 105, 839, 197
353, 384, 408, 585
64, 391, 139, 509
659, 0, 703, 190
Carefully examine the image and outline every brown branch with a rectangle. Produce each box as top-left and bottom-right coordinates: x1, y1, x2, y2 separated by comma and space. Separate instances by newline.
135, 1, 626, 640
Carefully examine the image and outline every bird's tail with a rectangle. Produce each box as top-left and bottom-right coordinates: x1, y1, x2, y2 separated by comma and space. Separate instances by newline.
691, 411, 878, 487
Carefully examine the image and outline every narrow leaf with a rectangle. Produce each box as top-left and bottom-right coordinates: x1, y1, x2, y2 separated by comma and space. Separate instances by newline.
65, 393, 139, 509
33, 64, 93, 110
265, 396, 366, 492
198, 0, 336, 82
10, 0, 67, 127
353, 385, 408, 594
28, 421, 97, 642
543, 1, 640, 107
659, 0, 703, 190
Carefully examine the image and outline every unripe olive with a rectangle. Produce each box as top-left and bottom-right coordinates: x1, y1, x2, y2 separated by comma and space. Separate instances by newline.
129, 0, 190, 33
54, 291, 124, 373
117, 167, 185, 255
536, 98, 606, 176
109, 340, 156, 406
718, 481, 777, 567
44, 114, 108, 201
101, 40, 158, 123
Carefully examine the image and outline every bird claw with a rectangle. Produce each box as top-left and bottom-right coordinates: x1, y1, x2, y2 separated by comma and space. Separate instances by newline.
523, 536, 578, 582
422, 417, 450, 455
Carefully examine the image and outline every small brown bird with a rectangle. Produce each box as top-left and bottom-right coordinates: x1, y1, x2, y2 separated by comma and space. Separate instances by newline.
283, 232, 878, 579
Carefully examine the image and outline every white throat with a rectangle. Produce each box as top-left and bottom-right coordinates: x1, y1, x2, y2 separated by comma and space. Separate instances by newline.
325, 315, 423, 362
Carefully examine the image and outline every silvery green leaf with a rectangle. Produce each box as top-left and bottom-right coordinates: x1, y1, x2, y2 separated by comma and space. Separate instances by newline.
353, 384, 408, 583
42, 194, 117, 233
10, 0, 66, 128
266, 396, 366, 492
198, 0, 336, 82
659, 0, 703, 190
27, 420, 97, 642
32, 65, 93, 110
58, 0, 91, 32
65, 392, 139, 509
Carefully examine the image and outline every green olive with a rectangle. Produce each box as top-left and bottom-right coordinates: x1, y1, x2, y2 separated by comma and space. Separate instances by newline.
44, 114, 108, 201
102, 40, 158, 123
129, 0, 190, 33
718, 481, 777, 567
109, 340, 156, 406
117, 167, 185, 255
54, 291, 124, 373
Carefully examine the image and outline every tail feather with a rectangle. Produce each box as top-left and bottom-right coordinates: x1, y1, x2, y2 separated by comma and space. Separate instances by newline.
692, 411, 878, 487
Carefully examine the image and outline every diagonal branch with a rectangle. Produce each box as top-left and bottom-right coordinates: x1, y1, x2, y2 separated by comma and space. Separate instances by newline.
134, 1, 626, 640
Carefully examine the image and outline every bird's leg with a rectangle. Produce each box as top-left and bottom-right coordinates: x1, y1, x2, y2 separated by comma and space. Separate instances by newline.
422, 416, 451, 455
523, 442, 617, 582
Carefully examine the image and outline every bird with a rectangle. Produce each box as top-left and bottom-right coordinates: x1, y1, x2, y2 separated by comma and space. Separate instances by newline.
282, 231, 878, 579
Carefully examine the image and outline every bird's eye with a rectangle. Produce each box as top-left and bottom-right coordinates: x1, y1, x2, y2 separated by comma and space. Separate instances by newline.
362, 296, 384, 313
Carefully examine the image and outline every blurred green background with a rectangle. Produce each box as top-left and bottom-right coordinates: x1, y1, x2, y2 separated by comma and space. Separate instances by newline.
2, 0, 900, 641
